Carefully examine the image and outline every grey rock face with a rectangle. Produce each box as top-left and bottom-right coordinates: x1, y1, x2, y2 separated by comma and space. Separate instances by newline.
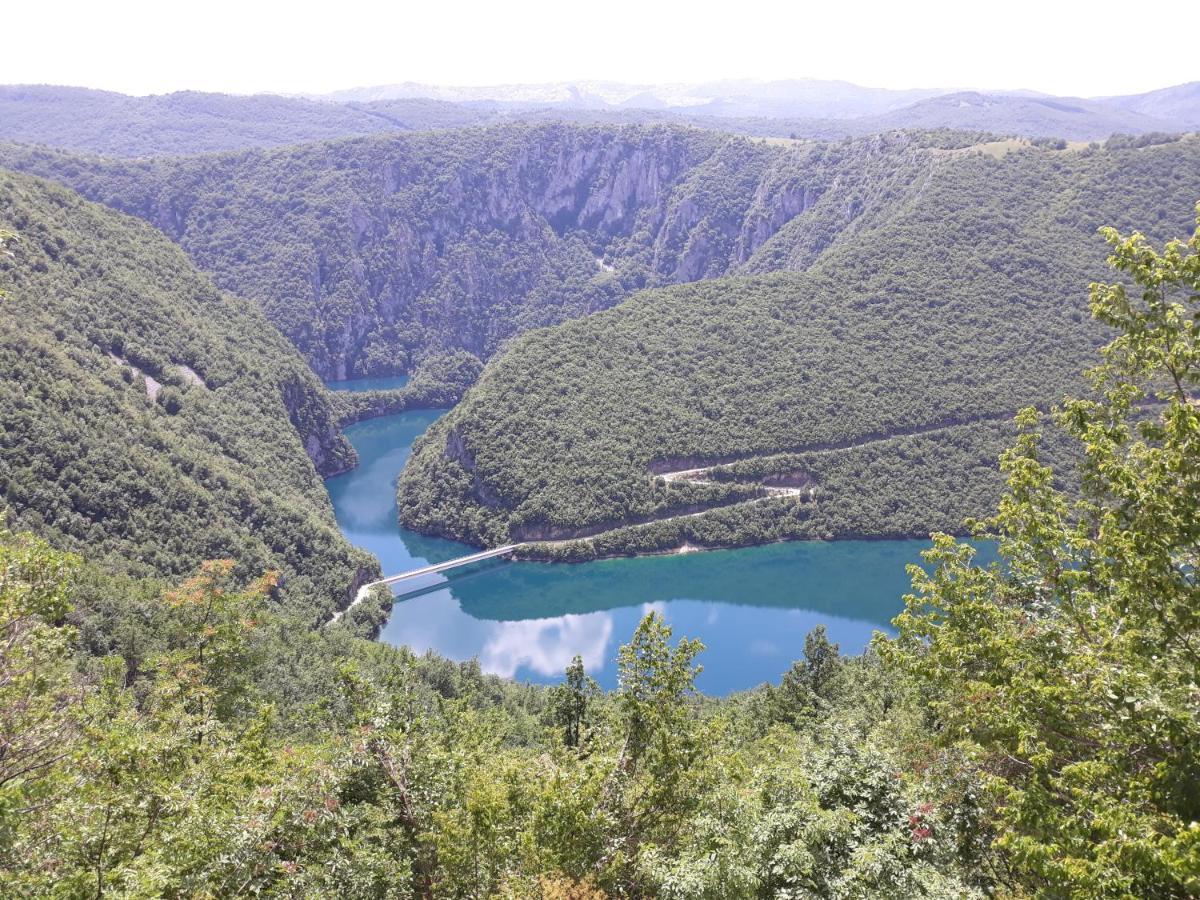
281, 378, 357, 477
3, 125, 933, 379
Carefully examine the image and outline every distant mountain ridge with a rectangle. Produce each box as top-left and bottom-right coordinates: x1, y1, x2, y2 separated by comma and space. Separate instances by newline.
0, 84, 466, 156
314, 78, 1200, 134
314, 78, 951, 119
1095, 81, 1200, 129
1, 79, 1197, 157
848, 91, 1171, 141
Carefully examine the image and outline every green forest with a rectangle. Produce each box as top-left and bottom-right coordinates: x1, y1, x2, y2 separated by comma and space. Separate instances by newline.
0, 170, 374, 623
7, 121, 1185, 558
1, 207, 1197, 897
0, 88, 1198, 894
398, 136, 1200, 553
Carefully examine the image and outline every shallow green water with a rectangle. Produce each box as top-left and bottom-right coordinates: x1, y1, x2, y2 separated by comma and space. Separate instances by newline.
326, 407, 990, 693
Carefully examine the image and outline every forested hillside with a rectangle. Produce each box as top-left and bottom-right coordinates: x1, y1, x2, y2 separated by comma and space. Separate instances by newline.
0, 126, 946, 378
0, 85, 408, 155
0, 169, 374, 619
398, 136, 1200, 552
7, 125, 1195, 556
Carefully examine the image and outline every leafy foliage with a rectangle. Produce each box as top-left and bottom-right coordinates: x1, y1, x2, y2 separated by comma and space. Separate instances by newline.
0, 102, 1194, 896
0, 169, 372, 621
881, 210, 1200, 896
0, 531, 988, 898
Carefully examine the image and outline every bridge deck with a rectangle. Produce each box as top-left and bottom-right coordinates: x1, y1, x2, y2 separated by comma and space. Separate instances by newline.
340, 545, 520, 621
375, 544, 519, 587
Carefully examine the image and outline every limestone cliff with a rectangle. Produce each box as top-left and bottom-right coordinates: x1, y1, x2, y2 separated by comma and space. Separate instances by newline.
0, 125, 938, 379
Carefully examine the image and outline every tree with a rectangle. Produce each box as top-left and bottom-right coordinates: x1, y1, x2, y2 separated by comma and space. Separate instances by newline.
614, 613, 704, 777
0, 229, 15, 299
156, 384, 184, 415
0, 531, 79, 874
881, 207, 1200, 897
768, 624, 844, 725
601, 613, 706, 890
154, 559, 274, 728
550, 655, 599, 748
0, 549, 324, 898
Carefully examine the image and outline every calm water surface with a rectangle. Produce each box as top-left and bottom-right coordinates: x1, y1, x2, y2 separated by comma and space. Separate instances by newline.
325, 374, 411, 392
326, 406, 989, 693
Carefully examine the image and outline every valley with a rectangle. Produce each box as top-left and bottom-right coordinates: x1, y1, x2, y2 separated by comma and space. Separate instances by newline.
326, 400, 974, 692
2, 121, 1196, 640
0, 125, 933, 378
5, 125, 1195, 614
1, 58, 1198, 894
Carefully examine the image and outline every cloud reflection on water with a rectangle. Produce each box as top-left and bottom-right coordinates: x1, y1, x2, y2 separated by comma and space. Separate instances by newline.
480, 612, 613, 678
379, 583, 891, 692
382, 589, 614, 679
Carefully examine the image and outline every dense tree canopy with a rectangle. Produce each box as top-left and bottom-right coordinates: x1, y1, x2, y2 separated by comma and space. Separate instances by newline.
882, 210, 1200, 896
0, 169, 373, 622
398, 139, 1200, 554
0, 90, 1196, 894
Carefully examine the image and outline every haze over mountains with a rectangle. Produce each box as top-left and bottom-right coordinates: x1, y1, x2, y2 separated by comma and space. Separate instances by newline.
313, 78, 952, 118
1, 77, 1198, 157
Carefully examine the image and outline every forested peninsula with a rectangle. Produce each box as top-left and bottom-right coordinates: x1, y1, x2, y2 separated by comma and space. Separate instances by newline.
398, 135, 1200, 553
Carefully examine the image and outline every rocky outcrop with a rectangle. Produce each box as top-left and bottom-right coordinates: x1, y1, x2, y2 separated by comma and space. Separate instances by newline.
1, 125, 936, 379
280, 377, 358, 477
338, 561, 381, 619
735, 181, 821, 262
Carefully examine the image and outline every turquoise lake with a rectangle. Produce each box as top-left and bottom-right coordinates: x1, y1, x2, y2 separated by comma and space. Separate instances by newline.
326, 407, 988, 694
325, 374, 411, 392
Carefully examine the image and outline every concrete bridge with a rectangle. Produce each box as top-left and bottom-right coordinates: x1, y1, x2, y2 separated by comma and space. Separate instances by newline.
348, 544, 520, 610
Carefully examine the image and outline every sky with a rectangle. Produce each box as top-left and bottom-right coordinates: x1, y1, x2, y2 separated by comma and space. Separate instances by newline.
3, 0, 1196, 98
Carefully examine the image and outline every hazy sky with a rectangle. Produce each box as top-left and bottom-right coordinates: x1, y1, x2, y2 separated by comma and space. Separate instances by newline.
4, 0, 1195, 97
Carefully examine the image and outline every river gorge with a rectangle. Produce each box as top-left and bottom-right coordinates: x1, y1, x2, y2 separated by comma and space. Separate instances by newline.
325, 388, 993, 693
